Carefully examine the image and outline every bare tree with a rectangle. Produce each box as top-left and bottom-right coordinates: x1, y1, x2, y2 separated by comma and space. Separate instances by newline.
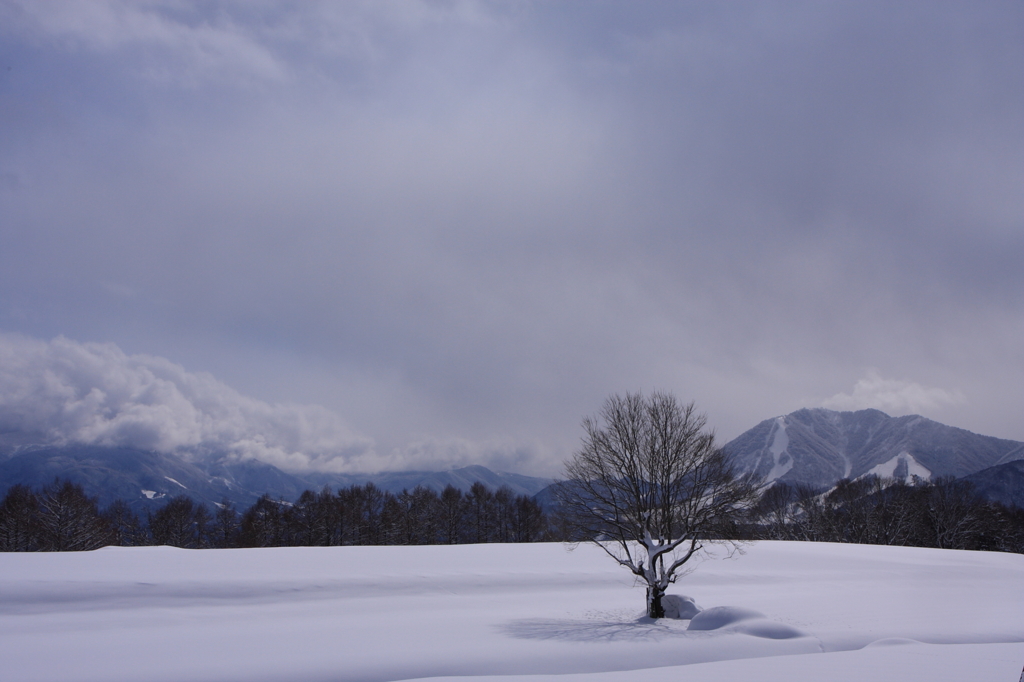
492, 486, 516, 543
864, 477, 917, 546
920, 477, 984, 550
464, 482, 495, 544
286, 489, 336, 546
396, 486, 440, 545
211, 499, 241, 548
438, 484, 463, 545
150, 495, 210, 548
0, 484, 40, 551
102, 499, 147, 547
35, 480, 112, 551
239, 494, 285, 547
510, 493, 545, 543
557, 392, 758, 618
752, 481, 799, 540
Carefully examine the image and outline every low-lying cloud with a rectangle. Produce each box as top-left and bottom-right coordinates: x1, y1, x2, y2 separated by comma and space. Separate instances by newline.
0, 332, 559, 475
823, 370, 966, 416
380, 437, 550, 476
0, 332, 376, 472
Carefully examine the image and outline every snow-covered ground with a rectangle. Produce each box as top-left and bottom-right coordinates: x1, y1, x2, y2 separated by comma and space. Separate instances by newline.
1, 541, 1022, 682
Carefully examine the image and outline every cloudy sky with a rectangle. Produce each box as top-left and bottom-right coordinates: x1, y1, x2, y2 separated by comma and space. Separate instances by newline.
1, 1, 1021, 476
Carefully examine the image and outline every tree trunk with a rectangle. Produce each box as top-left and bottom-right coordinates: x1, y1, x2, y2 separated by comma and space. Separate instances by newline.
646, 585, 666, 619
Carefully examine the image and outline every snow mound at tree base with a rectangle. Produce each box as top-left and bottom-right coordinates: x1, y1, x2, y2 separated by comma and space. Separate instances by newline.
687, 606, 765, 629
662, 594, 701, 619
688, 606, 807, 639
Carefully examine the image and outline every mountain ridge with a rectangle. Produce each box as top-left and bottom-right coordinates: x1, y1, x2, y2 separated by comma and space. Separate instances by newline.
722, 407, 1024, 491
3, 408, 1022, 513
0, 445, 553, 513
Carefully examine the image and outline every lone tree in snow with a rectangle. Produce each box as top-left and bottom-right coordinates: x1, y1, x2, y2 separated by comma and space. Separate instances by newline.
557, 392, 758, 618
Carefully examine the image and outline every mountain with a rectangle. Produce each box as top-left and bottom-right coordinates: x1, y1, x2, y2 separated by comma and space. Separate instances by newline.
0, 445, 553, 513
9, 408, 1020, 515
723, 408, 1024, 491
962, 460, 1024, 509
0, 445, 294, 513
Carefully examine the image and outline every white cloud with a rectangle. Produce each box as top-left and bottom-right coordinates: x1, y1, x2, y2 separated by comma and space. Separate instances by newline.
0, 332, 563, 476
0, 332, 375, 472
823, 370, 966, 416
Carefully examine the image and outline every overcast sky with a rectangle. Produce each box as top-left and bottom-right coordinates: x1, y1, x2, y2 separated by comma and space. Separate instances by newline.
1, 1, 1021, 476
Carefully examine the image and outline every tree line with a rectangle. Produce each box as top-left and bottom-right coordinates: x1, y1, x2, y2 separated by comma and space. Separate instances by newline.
0, 479, 547, 551
2, 474, 1022, 555
747, 474, 1024, 554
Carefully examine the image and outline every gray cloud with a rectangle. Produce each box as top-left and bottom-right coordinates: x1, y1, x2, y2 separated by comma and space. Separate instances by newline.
1, 2, 1021, 474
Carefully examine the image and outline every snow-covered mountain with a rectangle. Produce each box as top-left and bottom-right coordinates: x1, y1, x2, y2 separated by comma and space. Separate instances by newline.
723, 408, 1024, 490
6, 407, 1022, 512
0, 445, 553, 512
0, 445, 262, 512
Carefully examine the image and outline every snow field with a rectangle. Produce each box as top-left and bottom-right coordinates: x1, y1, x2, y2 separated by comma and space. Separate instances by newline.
1, 541, 1022, 682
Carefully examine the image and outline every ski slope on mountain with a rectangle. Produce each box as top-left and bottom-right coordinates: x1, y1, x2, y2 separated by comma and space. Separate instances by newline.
1, 542, 1022, 682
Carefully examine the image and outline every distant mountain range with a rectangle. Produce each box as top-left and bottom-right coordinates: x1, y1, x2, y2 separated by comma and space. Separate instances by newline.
722, 408, 1024, 501
962, 460, 1024, 509
2, 407, 1023, 514
0, 445, 553, 513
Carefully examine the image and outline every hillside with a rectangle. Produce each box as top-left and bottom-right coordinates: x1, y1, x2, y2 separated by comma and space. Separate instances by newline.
963, 460, 1024, 509
0, 445, 552, 513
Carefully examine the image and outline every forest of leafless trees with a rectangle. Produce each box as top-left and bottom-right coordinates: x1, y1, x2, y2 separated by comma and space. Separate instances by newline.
0, 479, 546, 551
746, 474, 1024, 554
1, 474, 1022, 554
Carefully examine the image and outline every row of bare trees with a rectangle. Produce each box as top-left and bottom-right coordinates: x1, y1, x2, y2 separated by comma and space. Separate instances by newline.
3, 469, 1021, 556
230, 481, 546, 548
749, 475, 1024, 553
0, 479, 547, 551
0, 480, 113, 551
